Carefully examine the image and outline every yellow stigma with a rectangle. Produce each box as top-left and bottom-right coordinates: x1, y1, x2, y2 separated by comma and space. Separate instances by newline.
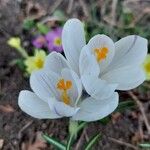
94, 47, 108, 62
35, 58, 44, 68
54, 37, 61, 46
57, 79, 72, 105
143, 54, 150, 81
24, 50, 46, 74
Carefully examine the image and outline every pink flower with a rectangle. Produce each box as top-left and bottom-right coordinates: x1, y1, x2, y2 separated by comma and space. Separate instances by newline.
46, 27, 63, 52
32, 35, 46, 48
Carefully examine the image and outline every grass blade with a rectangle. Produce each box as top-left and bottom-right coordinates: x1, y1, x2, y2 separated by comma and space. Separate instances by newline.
42, 134, 66, 150
85, 133, 102, 150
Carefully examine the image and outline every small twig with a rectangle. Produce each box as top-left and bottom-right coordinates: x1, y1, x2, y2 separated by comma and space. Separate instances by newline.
128, 91, 150, 135
18, 121, 33, 139
108, 137, 139, 150
139, 116, 144, 141
49, 0, 63, 15
78, 0, 91, 19
111, 0, 118, 26
84, 129, 89, 142
67, 0, 74, 14
74, 128, 86, 150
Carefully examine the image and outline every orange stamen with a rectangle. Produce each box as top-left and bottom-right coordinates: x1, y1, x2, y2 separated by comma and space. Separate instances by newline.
94, 47, 108, 62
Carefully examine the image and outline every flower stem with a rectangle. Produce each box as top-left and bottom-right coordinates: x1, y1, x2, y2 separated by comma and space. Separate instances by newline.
66, 134, 74, 150
17, 47, 28, 58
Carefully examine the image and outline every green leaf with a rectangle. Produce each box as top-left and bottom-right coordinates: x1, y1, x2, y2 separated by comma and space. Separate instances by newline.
10, 59, 26, 70
99, 116, 110, 125
23, 19, 35, 30
42, 134, 66, 150
139, 143, 150, 148
36, 23, 49, 34
115, 100, 135, 113
77, 122, 87, 133
67, 121, 87, 150
84, 133, 102, 150
53, 10, 66, 21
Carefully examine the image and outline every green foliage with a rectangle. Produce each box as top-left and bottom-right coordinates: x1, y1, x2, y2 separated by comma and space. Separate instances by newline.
84, 133, 102, 150
36, 23, 49, 34
99, 116, 110, 125
42, 134, 66, 150
139, 143, 150, 149
10, 59, 26, 71
23, 19, 35, 30
53, 10, 66, 21
115, 100, 136, 113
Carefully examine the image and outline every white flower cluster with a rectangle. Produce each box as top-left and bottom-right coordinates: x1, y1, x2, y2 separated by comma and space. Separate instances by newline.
18, 19, 147, 122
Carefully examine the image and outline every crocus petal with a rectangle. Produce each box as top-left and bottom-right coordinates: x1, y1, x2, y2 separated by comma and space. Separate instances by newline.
72, 92, 119, 121
30, 69, 60, 102
81, 74, 117, 100
79, 45, 100, 76
50, 101, 80, 117
18, 90, 60, 119
87, 34, 115, 73
101, 65, 145, 90
62, 18, 86, 75
61, 68, 82, 105
108, 35, 148, 70
44, 52, 70, 75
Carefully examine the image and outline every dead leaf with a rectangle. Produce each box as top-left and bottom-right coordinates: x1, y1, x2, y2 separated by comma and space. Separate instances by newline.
131, 132, 142, 144
112, 112, 122, 124
0, 104, 15, 113
21, 132, 47, 150
0, 139, 4, 149
25, 1, 46, 20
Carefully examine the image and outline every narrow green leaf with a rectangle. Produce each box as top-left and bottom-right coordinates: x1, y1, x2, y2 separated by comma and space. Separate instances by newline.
42, 134, 66, 150
77, 122, 87, 133
84, 133, 102, 150
66, 134, 74, 150
139, 143, 150, 148
99, 116, 110, 125
115, 100, 135, 113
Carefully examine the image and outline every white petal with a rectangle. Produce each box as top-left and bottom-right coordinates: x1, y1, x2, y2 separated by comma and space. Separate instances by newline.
81, 74, 117, 100
30, 69, 60, 102
18, 90, 60, 119
109, 35, 148, 70
61, 68, 82, 105
50, 101, 80, 117
87, 34, 115, 73
72, 92, 119, 121
44, 52, 70, 75
79, 45, 100, 76
62, 18, 86, 75
101, 65, 145, 90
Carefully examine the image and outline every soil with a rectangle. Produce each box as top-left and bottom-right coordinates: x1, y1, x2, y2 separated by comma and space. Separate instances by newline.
0, 0, 149, 150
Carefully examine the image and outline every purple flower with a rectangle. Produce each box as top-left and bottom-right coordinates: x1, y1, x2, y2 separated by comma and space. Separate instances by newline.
46, 27, 63, 52
32, 35, 46, 48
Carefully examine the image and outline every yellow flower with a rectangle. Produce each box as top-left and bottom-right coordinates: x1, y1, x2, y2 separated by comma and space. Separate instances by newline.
24, 50, 46, 74
143, 54, 150, 81
7, 37, 21, 49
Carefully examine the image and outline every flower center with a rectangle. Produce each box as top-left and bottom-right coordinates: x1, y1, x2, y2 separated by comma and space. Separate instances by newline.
57, 79, 72, 105
94, 47, 108, 62
54, 37, 62, 46
144, 63, 150, 73
35, 58, 44, 69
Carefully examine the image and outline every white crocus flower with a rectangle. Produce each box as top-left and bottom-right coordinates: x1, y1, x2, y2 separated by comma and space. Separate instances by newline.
62, 19, 148, 98
18, 52, 119, 121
